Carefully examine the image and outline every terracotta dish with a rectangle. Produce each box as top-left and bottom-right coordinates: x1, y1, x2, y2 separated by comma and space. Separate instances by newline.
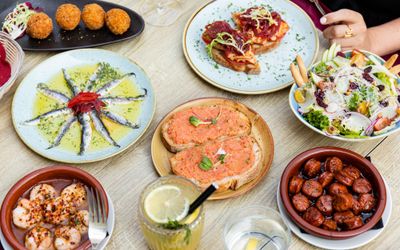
280, 147, 386, 239
0, 165, 109, 250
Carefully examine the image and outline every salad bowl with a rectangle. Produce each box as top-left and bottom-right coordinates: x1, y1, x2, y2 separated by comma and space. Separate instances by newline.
289, 45, 400, 141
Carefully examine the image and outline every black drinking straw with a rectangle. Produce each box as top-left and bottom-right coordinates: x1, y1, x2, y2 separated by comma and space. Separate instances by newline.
188, 183, 218, 215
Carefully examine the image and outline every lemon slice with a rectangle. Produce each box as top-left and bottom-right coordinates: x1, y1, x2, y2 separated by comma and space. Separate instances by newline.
245, 237, 259, 250
144, 185, 189, 224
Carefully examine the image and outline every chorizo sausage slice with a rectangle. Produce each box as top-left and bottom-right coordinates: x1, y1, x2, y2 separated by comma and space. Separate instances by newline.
303, 158, 321, 178
343, 216, 363, 230
289, 176, 304, 194
316, 195, 333, 216
318, 171, 334, 188
302, 180, 323, 199
328, 183, 348, 195
353, 178, 372, 194
303, 207, 324, 227
333, 193, 354, 212
325, 156, 343, 173
343, 166, 361, 180
359, 193, 376, 212
335, 170, 354, 186
322, 219, 337, 231
292, 193, 310, 212
333, 211, 355, 224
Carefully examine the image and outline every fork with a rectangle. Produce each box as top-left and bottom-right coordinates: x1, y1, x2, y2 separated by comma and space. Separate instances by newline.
309, 0, 326, 16
87, 187, 108, 250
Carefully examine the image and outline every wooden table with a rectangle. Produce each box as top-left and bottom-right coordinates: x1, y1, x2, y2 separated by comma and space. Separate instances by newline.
0, 0, 399, 249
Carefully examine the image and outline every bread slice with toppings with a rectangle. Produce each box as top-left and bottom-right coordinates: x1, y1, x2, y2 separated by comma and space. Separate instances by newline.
161, 104, 251, 153
170, 135, 263, 191
202, 21, 260, 74
232, 7, 289, 55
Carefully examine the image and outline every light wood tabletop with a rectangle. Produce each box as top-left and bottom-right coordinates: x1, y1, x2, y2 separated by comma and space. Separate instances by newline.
0, 0, 399, 249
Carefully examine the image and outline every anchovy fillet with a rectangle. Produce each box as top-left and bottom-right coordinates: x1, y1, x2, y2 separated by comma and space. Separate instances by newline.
95, 72, 135, 95
89, 111, 120, 147
24, 108, 71, 125
47, 116, 77, 149
101, 110, 139, 129
84, 64, 103, 91
99, 88, 147, 104
37, 83, 70, 103
77, 113, 92, 155
62, 68, 80, 96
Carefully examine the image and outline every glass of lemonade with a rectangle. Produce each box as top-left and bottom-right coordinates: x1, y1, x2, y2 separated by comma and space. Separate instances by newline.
224, 206, 290, 250
139, 176, 204, 250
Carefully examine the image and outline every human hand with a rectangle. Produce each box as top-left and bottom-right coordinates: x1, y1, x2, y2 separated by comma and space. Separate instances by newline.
320, 9, 375, 52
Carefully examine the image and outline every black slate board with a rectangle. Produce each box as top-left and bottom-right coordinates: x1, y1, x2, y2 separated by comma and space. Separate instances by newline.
0, 0, 145, 51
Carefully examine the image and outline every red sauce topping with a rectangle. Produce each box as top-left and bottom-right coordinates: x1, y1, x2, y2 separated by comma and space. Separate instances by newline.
0, 43, 11, 87
67, 92, 105, 114
238, 8, 282, 39
202, 21, 251, 56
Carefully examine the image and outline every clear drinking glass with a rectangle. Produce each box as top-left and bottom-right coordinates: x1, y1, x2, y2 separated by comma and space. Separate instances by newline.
224, 206, 291, 250
139, 176, 205, 250
139, 0, 184, 27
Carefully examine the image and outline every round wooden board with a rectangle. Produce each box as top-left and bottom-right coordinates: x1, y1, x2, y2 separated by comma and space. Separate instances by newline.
151, 97, 274, 200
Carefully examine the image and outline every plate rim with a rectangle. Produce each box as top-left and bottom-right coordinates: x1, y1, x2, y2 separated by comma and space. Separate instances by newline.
11, 48, 156, 164
182, 0, 320, 95
150, 97, 275, 200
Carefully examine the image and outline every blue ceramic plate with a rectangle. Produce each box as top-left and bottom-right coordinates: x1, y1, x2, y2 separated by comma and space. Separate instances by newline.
289, 50, 400, 142
183, 0, 319, 94
12, 49, 155, 163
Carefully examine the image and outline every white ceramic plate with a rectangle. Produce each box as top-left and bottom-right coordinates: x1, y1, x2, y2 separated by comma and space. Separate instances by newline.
289, 50, 400, 142
183, 0, 319, 94
277, 180, 392, 249
0, 192, 115, 250
12, 49, 155, 163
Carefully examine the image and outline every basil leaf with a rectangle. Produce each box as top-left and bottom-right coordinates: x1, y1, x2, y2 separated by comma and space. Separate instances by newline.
218, 154, 226, 163
189, 116, 201, 127
199, 156, 213, 171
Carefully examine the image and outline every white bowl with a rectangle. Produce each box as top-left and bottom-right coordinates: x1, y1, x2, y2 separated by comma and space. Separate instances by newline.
288, 50, 400, 142
0, 31, 24, 100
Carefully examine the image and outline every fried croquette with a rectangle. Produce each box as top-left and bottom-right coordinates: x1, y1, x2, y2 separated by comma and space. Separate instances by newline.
82, 3, 105, 30
105, 8, 131, 35
27, 13, 53, 39
55, 4, 81, 30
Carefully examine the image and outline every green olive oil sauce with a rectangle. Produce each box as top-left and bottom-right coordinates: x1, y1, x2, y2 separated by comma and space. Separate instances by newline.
34, 64, 142, 154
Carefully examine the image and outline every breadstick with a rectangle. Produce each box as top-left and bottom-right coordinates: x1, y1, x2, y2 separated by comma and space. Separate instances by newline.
389, 64, 400, 75
296, 55, 308, 82
384, 54, 398, 69
290, 63, 304, 87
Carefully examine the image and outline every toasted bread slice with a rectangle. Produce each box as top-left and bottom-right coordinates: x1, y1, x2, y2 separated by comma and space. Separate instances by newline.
232, 13, 290, 55
211, 48, 261, 74
170, 136, 263, 191
162, 104, 251, 153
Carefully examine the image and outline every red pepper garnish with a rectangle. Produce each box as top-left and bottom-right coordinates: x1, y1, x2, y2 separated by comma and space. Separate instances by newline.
68, 92, 105, 115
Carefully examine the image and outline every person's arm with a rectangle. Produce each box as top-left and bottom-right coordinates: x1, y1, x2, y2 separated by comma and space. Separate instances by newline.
320, 9, 400, 56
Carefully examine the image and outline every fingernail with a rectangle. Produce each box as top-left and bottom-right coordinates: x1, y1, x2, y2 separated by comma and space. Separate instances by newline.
320, 17, 327, 24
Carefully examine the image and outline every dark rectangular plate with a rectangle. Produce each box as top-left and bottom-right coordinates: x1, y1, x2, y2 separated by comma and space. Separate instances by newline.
0, 0, 145, 51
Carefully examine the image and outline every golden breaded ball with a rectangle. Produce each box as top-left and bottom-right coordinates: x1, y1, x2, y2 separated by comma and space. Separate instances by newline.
82, 3, 105, 30
26, 12, 53, 39
55, 4, 81, 30
105, 8, 131, 35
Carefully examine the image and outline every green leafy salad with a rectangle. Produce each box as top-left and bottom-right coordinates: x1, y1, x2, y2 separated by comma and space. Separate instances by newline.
294, 44, 400, 138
